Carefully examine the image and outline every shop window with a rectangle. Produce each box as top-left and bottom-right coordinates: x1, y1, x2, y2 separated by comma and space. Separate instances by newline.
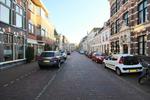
3, 34, 13, 61
14, 36, 24, 59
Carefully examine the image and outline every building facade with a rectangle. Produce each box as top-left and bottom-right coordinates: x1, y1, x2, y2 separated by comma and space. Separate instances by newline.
109, 0, 150, 56
130, 0, 150, 56
27, 0, 55, 57
0, 0, 27, 68
59, 35, 69, 51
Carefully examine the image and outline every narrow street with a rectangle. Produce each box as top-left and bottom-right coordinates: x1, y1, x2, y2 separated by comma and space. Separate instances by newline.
0, 52, 150, 100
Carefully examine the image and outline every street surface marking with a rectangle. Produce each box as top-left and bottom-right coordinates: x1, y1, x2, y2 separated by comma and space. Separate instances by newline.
10, 81, 14, 84
16, 78, 20, 81
3, 84, 9, 87
34, 66, 63, 100
2, 69, 37, 88
34, 74, 56, 100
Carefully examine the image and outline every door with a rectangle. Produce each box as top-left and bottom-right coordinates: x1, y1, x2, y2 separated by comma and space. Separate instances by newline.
123, 44, 128, 54
110, 56, 118, 70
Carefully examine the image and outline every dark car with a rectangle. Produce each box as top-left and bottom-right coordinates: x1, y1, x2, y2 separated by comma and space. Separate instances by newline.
91, 52, 106, 64
37, 51, 63, 69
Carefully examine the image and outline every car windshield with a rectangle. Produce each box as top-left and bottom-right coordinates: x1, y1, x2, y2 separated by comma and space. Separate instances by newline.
123, 56, 139, 65
95, 54, 101, 56
95, 52, 102, 56
41, 52, 55, 57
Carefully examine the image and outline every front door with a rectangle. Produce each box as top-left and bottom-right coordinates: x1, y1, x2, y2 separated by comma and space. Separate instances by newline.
123, 44, 128, 54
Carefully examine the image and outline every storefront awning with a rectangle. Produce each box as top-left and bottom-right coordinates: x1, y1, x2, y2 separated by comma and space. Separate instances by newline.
27, 39, 38, 44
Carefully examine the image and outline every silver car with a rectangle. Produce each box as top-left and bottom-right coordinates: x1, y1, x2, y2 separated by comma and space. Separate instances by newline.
38, 51, 63, 69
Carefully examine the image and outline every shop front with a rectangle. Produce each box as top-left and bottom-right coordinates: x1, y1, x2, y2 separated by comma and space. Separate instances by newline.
0, 24, 26, 69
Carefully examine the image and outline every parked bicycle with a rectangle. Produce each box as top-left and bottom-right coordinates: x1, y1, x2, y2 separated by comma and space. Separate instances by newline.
138, 59, 150, 84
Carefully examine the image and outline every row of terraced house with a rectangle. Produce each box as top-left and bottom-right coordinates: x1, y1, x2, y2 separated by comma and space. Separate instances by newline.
79, 0, 150, 57
0, 0, 69, 69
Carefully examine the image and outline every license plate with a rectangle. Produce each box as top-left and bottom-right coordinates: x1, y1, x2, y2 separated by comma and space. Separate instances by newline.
43, 60, 50, 63
129, 69, 137, 72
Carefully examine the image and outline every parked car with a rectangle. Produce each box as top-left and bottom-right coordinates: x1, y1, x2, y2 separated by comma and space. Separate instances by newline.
87, 52, 95, 59
37, 51, 63, 69
103, 54, 143, 75
79, 50, 84, 54
91, 52, 106, 64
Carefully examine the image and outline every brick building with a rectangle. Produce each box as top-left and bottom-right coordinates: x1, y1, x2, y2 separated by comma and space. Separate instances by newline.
0, 0, 27, 68
109, 0, 150, 56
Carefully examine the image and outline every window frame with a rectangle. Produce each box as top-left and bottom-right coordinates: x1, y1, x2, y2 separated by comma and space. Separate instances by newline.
138, 0, 147, 24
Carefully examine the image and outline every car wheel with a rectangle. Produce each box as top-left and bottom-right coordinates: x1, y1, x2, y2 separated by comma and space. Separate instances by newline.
138, 75, 147, 85
39, 65, 44, 69
104, 63, 107, 68
116, 68, 122, 76
57, 62, 61, 68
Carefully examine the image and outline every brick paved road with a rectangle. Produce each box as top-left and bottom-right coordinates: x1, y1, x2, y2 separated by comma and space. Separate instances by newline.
0, 52, 150, 100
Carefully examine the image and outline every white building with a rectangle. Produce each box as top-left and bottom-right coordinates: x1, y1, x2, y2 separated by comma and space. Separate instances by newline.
90, 21, 110, 55
87, 28, 101, 52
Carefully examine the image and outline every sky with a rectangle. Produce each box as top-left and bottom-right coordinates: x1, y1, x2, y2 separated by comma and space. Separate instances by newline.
42, 0, 110, 44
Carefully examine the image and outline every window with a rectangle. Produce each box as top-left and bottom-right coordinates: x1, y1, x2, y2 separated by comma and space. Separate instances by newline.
11, 3, 26, 29
3, 34, 13, 61
0, 0, 11, 7
138, 35, 146, 55
111, 0, 121, 16
0, 4, 10, 24
115, 19, 120, 33
138, 0, 147, 24
28, 1, 33, 11
111, 42, 114, 52
116, 41, 120, 53
123, 11, 129, 26
16, 14, 22, 28
122, 0, 128, 4
14, 36, 24, 59
41, 28, 45, 37
28, 23, 34, 33
116, 0, 121, 11
111, 23, 114, 35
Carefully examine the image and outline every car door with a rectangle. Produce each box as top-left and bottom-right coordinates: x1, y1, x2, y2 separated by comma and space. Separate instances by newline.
111, 56, 118, 70
104, 56, 113, 69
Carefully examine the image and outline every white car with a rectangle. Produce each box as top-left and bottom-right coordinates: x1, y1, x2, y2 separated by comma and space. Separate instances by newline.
103, 54, 143, 75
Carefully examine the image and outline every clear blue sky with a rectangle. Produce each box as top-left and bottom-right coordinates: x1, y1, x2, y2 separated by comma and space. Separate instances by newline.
42, 0, 110, 44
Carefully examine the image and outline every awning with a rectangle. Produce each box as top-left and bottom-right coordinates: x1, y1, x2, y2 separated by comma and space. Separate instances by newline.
27, 39, 38, 44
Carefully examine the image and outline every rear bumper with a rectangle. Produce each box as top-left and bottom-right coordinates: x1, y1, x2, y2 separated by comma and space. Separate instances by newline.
96, 59, 103, 63
120, 67, 143, 73
38, 61, 58, 67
